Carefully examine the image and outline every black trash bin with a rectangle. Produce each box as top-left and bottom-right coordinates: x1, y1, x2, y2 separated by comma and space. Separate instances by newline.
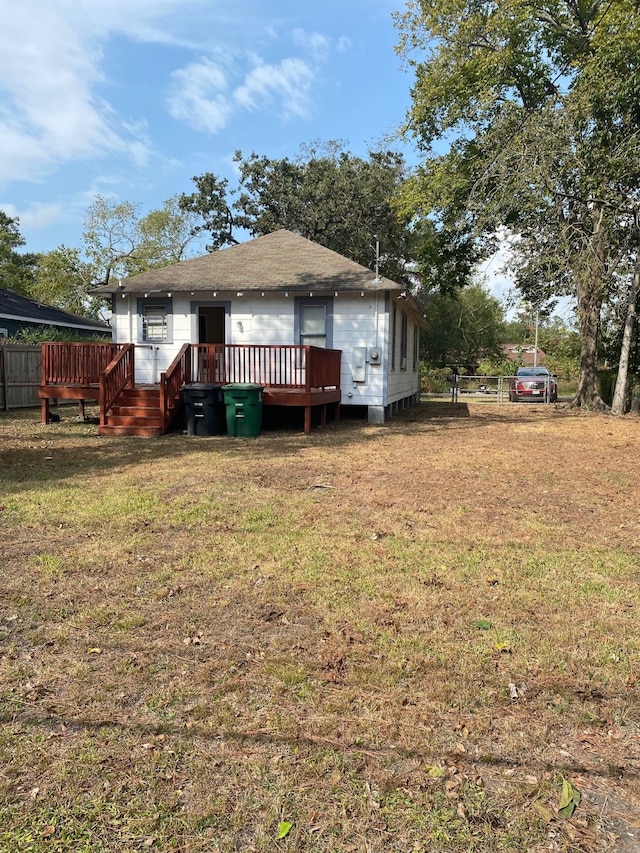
182, 383, 225, 436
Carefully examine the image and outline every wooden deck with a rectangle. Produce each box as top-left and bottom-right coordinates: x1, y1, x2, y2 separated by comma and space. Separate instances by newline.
40, 343, 341, 435
39, 343, 124, 423
189, 344, 342, 434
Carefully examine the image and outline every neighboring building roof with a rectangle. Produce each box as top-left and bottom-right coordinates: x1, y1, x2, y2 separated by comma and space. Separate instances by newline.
0, 288, 110, 333
502, 343, 546, 365
94, 229, 409, 297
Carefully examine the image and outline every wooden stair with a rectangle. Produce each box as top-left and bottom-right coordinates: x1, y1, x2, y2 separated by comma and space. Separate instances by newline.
99, 386, 171, 437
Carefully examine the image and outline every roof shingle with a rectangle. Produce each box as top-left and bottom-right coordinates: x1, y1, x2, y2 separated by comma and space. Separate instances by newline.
94, 230, 404, 295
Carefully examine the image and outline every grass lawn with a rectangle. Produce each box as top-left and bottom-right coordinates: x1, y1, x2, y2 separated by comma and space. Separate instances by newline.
1, 401, 639, 852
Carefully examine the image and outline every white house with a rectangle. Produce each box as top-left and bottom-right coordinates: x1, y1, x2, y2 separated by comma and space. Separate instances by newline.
94, 229, 424, 427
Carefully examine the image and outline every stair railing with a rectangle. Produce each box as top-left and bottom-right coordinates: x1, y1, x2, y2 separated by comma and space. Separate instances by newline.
160, 343, 191, 430
99, 344, 135, 427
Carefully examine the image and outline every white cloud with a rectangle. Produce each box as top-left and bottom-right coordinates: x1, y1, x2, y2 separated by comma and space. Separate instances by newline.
0, 198, 70, 234
234, 58, 315, 119
336, 36, 353, 54
0, 0, 165, 185
167, 59, 232, 134
292, 29, 331, 62
0, 0, 344, 183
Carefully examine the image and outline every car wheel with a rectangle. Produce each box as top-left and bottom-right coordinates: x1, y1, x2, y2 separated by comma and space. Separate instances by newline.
509, 392, 516, 402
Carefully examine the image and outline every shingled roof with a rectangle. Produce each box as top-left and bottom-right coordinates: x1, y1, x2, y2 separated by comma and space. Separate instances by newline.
0, 288, 110, 333
94, 229, 405, 295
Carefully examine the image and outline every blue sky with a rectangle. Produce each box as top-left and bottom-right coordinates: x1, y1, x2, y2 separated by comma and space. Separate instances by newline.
0, 0, 417, 256
1, 0, 572, 320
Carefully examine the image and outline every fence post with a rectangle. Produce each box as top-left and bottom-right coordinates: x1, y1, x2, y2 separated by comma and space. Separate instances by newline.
0, 346, 6, 411
450, 371, 458, 403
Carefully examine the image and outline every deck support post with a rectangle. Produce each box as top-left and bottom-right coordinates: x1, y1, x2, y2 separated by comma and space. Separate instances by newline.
304, 406, 311, 435
41, 397, 50, 424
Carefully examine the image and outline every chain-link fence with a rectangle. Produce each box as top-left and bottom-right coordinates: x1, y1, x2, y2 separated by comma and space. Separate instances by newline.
448, 373, 557, 404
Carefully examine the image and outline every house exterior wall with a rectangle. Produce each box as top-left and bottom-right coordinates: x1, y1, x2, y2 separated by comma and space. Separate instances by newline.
111, 291, 420, 410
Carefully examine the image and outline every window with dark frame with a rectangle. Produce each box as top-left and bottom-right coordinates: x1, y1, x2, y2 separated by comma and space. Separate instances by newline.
138, 297, 173, 344
300, 303, 327, 348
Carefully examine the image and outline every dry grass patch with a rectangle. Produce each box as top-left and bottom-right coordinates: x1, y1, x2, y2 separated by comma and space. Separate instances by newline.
1, 402, 639, 852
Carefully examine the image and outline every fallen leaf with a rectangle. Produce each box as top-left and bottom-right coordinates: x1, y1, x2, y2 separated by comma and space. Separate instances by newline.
532, 801, 553, 823
558, 778, 581, 818
276, 821, 292, 839
427, 765, 446, 778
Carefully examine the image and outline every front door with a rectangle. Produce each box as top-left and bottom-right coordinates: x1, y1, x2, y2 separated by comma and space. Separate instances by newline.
198, 306, 226, 344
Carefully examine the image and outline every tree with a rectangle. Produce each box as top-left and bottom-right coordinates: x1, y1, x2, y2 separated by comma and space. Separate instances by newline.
0, 211, 36, 294
83, 196, 144, 287
180, 142, 420, 286
137, 196, 202, 266
422, 284, 505, 370
31, 246, 104, 319
83, 195, 200, 286
395, 0, 640, 409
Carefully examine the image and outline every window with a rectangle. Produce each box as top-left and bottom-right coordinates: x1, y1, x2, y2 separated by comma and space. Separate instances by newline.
138, 298, 172, 343
295, 298, 333, 349
300, 303, 327, 347
391, 303, 397, 370
400, 312, 408, 369
413, 323, 419, 371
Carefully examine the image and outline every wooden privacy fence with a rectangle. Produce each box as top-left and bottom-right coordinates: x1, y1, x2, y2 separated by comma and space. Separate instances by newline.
0, 345, 41, 410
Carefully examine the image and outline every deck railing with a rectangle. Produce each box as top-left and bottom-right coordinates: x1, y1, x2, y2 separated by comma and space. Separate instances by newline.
41, 342, 122, 386
99, 344, 135, 426
160, 343, 191, 429
190, 345, 340, 390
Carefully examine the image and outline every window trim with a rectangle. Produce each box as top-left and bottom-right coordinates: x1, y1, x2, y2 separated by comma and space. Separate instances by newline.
137, 297, 173, 344
391, 303, 397, 371
294, 296, 334, 349
400, 311, 408, 370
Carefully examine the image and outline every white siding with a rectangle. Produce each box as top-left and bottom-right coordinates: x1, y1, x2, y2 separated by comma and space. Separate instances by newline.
113, 290, 420, 406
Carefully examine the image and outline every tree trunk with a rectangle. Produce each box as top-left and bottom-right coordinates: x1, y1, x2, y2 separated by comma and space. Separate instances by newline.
570, 274, 608, 410
569, 206, 609, 411
611, 257, 639, 415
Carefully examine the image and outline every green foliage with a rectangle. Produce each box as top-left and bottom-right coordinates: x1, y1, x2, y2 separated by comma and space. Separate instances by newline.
83, 195, 200, 286
421, 284, 505, 369
537, 321, 581, 380
8, 328, 111, 345
30, 246, 106, 319
476, 355, 518, 378
180, 141, 420, 287
0, 210, 36, 295
137, 195, 201, 265
395, 0, 640, 408
420, 366, 451, 393
178, 173, 235, 251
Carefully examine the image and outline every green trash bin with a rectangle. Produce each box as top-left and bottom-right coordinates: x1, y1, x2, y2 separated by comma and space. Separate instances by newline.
223, 383, 264, 437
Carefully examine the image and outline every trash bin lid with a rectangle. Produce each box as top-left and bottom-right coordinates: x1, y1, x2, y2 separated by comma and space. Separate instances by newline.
222, 383, 264, 390
183, 383, 220, 390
